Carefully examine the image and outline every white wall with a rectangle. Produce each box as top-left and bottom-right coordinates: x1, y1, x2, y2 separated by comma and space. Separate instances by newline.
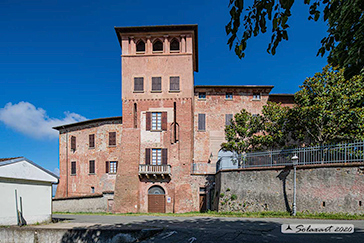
0, 178, 52, 225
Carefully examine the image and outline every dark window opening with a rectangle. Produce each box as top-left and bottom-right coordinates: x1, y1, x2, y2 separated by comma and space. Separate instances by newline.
226, 92, 233, 100
198, 114, 206, 131
91, 187, 95, 193
170, 76, 180, 91
134, 103, 137, 128
136, 40, 145, 52
152, 77, 162, 91
71, 161, 76, 175
109, 132, 116, 146
170, 38, 180, 51
70, 136, 76, 151
134, 77, 144, 92
198, 92, 206, 99
153, 40, 163, 52
360, 201, 362, 207
253, 93, 261, 100
89, 160, 95, 174
322, 201, 326, 207
89, 134, 95, 148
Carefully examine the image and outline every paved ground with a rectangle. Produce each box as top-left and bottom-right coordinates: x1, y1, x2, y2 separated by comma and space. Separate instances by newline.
49, 214, 364, 243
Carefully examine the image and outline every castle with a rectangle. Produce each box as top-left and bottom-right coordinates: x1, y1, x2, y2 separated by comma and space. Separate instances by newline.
54, 25, 294, 213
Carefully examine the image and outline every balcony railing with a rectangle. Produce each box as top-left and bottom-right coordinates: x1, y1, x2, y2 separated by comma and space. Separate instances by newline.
139, 164, 171, 178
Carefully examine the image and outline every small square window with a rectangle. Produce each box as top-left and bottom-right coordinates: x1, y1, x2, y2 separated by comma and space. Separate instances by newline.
253, 93, 261, 100
226, 92, 233, 100
198, 92, 206, 99
152, 77, 162, 91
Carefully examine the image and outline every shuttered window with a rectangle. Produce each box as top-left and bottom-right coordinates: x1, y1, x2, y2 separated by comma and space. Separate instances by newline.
169, 76, 180, 91
145, 148, 168, 165
89, 134, 95, 148
105, 161, 109, 173
225, 114, 233, 126
198, 114, 206, 131
89, 160, 95, 174
152, 77, 162, 91
71, 161, 76, 175
146, 112, 167, 131
134, 77, 144, 92
71, 136, 76, 151
109, 132, 116, 146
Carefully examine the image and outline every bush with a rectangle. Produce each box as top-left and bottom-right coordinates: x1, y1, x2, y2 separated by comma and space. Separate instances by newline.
226, 188, 231, 192
231, 194, 237, 200
220, 193, 225, 198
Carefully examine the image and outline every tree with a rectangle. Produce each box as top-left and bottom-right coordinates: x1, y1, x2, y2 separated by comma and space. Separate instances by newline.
226, 0, 364, 79
291, 65, 364, 145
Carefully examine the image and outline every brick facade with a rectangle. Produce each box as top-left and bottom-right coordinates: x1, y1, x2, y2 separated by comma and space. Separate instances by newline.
54, 25, 294, 213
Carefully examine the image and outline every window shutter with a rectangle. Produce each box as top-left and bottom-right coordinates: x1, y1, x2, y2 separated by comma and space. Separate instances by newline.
225, 114, 233, 126
71, 136, 76, 150
198, 114, 206, 131
146, 112, 151, 131
161, 112, 167, 131
170, 76, 180, 91
134, 77, 144, 91
145, 148, 151, 165
106, 161, 109, 173
162, 148, 168, 165
89, 134, 95, 148
152, 77, 161, 91
109, 132, 116, 146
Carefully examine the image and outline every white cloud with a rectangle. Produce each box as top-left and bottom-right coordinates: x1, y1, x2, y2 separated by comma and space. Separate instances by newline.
0, 102, 87, 139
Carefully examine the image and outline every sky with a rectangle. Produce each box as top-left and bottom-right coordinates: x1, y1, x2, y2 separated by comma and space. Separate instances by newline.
0, 0, 329, 175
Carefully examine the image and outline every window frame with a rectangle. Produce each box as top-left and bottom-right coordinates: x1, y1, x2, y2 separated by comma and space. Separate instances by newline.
253, 92, 261, 100
89, 160, 95, 174
109, 161, 118, 174
71, 161, 76, 175
109, 132, 116, 146
136, 39, 146, 53
70, 136, 76, 151
151, 77, 162, 92
226, 92, 233, 100
151, 112, 162, 131
134, 77, 144, 92
170, 38, 180, 52
89, 134, 95, 148
153, 39, 163, 52
198, 113, 206, 131
198, 92, 206, 100
169, 76, 180, 92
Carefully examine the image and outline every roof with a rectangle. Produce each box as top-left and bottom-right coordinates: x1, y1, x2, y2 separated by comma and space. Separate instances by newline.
194, 85, 274, 89
0, 157, 59, 183
114, 24, 199, 72
53, 116, 122, 131
269, 93, 295, 97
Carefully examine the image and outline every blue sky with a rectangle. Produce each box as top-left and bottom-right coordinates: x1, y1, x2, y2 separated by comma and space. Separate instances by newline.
0, 0, 328, 174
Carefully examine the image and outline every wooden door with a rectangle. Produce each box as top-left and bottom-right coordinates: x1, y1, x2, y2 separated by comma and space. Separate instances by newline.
199, 194, 207, 212
148, 194, 166, 213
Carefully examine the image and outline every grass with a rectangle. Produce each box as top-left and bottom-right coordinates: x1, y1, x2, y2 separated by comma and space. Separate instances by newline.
53, 210, 364, 220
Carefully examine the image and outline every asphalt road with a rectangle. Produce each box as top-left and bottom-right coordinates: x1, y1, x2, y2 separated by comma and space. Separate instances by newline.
53, 214, 364, 243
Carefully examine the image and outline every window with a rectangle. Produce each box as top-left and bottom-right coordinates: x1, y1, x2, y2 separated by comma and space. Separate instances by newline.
70, 136, 76, 151
198, 113, 206, 131
170, 38, 180, 51
225, 114, 233, 126
146, 112, 167, 131
134, 77, 144, 92
152, 77, 162, 91
71, 161, 76, 175
89, 134, 95, 148
198, 92, 206, 99
145, 148, 168, 165
152, 112, 162, 130
89, 160, 95, 174
153, 40, 163, 52
136, 40, 145, 52
253, 93, 261, 100
226, 92, 233, 100
105, 161, 118, 174
109, 132, 116, 146
91, 187, 95, 193
169, 76, 180, 91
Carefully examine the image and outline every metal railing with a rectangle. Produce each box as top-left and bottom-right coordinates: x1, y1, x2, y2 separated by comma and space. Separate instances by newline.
139, 164, 171, 174
221, 141, 364, 169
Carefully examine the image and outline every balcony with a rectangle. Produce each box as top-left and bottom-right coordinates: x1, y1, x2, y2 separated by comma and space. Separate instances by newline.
139, 164, 171, 179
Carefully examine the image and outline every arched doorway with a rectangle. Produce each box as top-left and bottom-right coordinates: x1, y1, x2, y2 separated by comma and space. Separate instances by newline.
148, 186, 166, 213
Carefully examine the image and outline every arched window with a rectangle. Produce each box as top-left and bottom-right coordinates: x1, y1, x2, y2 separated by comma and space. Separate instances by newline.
136, 40, 145, 52
170, 38, 180, 51
153, 39, 163, 52
148, 186, 165, 195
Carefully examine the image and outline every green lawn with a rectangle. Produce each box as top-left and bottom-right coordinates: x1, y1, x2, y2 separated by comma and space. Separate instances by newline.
53, 210, 364, 220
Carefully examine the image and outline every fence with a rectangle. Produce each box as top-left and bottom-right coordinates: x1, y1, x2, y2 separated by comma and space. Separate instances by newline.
220, 141, 364, 170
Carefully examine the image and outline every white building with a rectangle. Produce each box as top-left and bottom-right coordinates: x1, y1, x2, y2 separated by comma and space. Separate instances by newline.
0, 157, 59, 225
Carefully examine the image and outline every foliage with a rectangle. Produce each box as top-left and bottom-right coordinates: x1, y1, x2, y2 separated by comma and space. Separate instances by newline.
226, 0, 364, 79
291, 65, 364, 145
231, 194, 238, 200
220, 193, 225, 198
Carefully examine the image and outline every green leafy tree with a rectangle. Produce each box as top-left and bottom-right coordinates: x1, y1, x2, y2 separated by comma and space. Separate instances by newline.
226, 0, 364, 79
291, 65, 364, 145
